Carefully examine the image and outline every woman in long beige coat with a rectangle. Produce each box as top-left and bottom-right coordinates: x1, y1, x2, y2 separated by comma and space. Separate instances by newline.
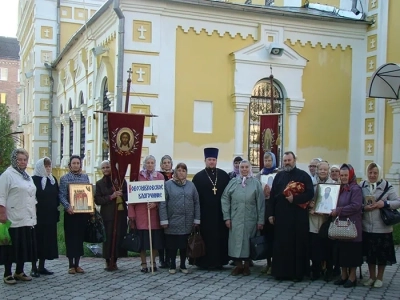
221, 160, 265, 276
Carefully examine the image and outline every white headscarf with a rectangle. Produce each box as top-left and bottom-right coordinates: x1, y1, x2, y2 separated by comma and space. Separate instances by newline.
33, 157, 56, 190
239, 160, 253, 187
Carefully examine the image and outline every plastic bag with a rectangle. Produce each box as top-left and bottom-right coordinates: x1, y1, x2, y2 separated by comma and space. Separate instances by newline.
0, 220, 12, 246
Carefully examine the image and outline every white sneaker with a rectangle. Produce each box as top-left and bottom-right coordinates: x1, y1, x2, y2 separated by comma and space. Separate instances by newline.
363, 278, 375, 286
180, 267, 189, 274
169, 269, 176, 274
373, 279, 383, 288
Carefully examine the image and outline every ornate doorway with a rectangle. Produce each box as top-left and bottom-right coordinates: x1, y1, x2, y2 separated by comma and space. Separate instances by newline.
248, 79, 284, 169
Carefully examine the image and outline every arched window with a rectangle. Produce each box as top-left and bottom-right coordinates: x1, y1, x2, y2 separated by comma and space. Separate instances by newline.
102, 78, 110, 160
60, 105, 64, 161
248, 79, 284, 169
80, 93, 85, 159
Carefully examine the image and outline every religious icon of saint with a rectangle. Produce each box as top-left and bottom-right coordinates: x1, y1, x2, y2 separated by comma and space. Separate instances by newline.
118, 131, 132, 152
263, 128, 274, 152
315, 185, 339, 214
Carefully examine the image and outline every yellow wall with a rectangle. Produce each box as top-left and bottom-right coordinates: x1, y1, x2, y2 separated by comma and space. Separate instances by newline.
383, 0, 400, 172
286, 41, 352, 163
60, 22, 82, 50
174, 27, 255, 161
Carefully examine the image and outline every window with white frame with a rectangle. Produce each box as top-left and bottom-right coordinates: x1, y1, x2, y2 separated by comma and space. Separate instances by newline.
0, 68, 8, 81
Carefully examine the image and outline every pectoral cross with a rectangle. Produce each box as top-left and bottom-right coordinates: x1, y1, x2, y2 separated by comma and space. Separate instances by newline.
212, 186, 217, 195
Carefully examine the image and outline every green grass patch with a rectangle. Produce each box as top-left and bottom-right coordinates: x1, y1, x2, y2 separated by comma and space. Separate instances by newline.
393, 224, 400, 245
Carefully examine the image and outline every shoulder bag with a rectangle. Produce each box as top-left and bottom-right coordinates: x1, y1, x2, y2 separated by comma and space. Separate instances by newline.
249, 231, 268, 261
84, 210, 106, 243
121, 222, 141, 253
377, 182, 400, 226
328, 208, 358, 240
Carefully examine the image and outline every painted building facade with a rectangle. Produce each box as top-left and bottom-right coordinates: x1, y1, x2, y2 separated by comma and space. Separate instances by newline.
17, 0, 400, 193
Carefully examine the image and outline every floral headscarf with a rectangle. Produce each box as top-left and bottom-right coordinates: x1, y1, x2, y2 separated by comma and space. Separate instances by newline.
239, 160, 253, 187
11, 148, 30, 181
140, 155, 158, 181
33, 157, 56, 190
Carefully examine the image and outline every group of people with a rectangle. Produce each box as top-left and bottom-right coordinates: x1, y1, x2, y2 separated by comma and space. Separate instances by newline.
0, 147, 399, 290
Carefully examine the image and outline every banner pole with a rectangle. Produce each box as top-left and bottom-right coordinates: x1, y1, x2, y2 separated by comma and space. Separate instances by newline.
148, 204, 154, 274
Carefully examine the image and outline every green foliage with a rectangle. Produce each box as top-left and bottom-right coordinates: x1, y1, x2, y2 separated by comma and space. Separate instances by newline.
393, 224, 400, 245
0, 104, 15, 174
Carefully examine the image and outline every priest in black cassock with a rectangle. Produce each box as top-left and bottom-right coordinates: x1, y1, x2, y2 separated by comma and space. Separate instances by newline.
191, 147, 230, 269
266, 151, 314, 282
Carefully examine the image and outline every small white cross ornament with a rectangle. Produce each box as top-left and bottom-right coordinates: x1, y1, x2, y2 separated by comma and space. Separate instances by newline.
136, 68, 145, 82
369, 60, 375, 70
368, 101, 374, 111
371, 0, 377, 8
367, 143, 373, 153
44, 29, 50, 37
41, 125, 48, 134
368, 122, 373, 132
138, 25, 147, 40
370, 39, 375, 49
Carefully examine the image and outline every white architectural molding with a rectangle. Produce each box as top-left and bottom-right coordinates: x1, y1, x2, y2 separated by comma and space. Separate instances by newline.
286, 98, 304, 154
386, 100, 400, 195
80, 103, 88, 117
232, 94, 250, 157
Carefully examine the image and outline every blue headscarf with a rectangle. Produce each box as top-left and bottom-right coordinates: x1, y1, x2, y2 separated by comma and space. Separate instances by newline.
260, 151, 276, 175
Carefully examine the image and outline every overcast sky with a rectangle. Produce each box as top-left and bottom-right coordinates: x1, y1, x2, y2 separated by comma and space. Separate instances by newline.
0, 0, 19, 38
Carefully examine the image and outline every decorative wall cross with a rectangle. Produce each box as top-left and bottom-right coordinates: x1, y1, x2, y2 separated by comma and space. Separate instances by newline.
368, 100, 374, 111
367, 143, 373, 153
368, 122, 373, 132
138, 25, 147, 40
370, 39, 375, 49
371, 0, 377, 8
41, 148, 48, 157
369, 60, 375, 70
44, 29, 50, 37
136, 68, 145, 82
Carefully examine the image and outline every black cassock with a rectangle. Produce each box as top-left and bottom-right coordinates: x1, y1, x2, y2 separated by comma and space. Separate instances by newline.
266, 167, 314, 280
191, 168, 230, 268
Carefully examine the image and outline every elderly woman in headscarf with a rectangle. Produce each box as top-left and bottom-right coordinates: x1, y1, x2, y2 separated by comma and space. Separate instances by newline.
255, 151, 277, 274
222, 160, 265, 276
228, 156, 243, 179
94, 160, 127, 271
360, 162, 400, 288
330, 165, 341, 183
0, 149, 37, 285
308, 161, 335, 281
331, 164, 363, 288
128, 155, 165, 272
158, 154, 174, 268
30, 157, 60, 277
59, 155, 91, 275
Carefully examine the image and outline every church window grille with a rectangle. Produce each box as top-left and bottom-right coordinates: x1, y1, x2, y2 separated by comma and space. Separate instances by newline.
102, 78, 110, 160
248, 79, 284, 169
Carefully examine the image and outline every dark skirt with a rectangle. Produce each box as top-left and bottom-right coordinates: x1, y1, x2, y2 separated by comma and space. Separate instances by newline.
0, 226, 37, 265
103, 211, 128, 259
36, 223, 58, 260
64, 212, 90, 258
262, 222, 274, 259
309, 232, 324, 262
336, 241, 363, 268
165, 234, 189, 250
363, 231, 396, 266
137, 229, 164, 251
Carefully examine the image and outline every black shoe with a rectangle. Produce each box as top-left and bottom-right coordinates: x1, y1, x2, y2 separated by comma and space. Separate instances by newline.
324, 270, 333, 282
311, 274, 320, 281
343, 279, 357, 288
334, 277, 348, 285
159, 262, 169, 269
30, 270, 40, 278
293, 277, 303, 282
38, 268, 54, 275
249, 260, 254, 267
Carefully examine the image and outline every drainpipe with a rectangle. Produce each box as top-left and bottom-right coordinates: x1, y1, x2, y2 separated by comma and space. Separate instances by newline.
113, 0, 125, 112
45, 63, 54, 160
56, 0, 61, 56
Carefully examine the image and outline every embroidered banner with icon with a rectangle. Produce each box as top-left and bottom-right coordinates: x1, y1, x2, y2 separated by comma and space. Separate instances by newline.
106, 111, 145, 186
259, 114, 280, 168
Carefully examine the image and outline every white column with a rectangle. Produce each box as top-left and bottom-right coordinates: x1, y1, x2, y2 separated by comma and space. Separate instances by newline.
69, 108, 81, 155
60, 113, 70, 167
94, 99, 103, 168
232, 94, 250, 158
386, 100, 400, 195
54, 119, 61, 166
286, 99, 304, 155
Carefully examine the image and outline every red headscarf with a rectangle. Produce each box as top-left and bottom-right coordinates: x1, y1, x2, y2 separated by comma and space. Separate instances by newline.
339, 163, 357, 192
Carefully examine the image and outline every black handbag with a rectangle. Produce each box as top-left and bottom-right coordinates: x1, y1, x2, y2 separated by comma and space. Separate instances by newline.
187, 227, 206, 259
380, 208, 400, 226
84, 210, 106, 243
121, 225, 141, 253
249, 232, 268, 261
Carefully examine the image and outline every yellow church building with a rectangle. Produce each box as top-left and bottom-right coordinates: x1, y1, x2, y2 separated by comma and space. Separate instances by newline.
16, 0, 400, 193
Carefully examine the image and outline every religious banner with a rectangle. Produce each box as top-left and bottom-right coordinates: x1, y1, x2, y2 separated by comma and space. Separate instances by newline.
127, 180, 165, 204
259, 114, 280, 169
106, 111, 146, 187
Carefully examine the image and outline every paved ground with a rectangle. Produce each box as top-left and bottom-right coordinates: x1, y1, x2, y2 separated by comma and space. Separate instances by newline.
1, 249, 400, 300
